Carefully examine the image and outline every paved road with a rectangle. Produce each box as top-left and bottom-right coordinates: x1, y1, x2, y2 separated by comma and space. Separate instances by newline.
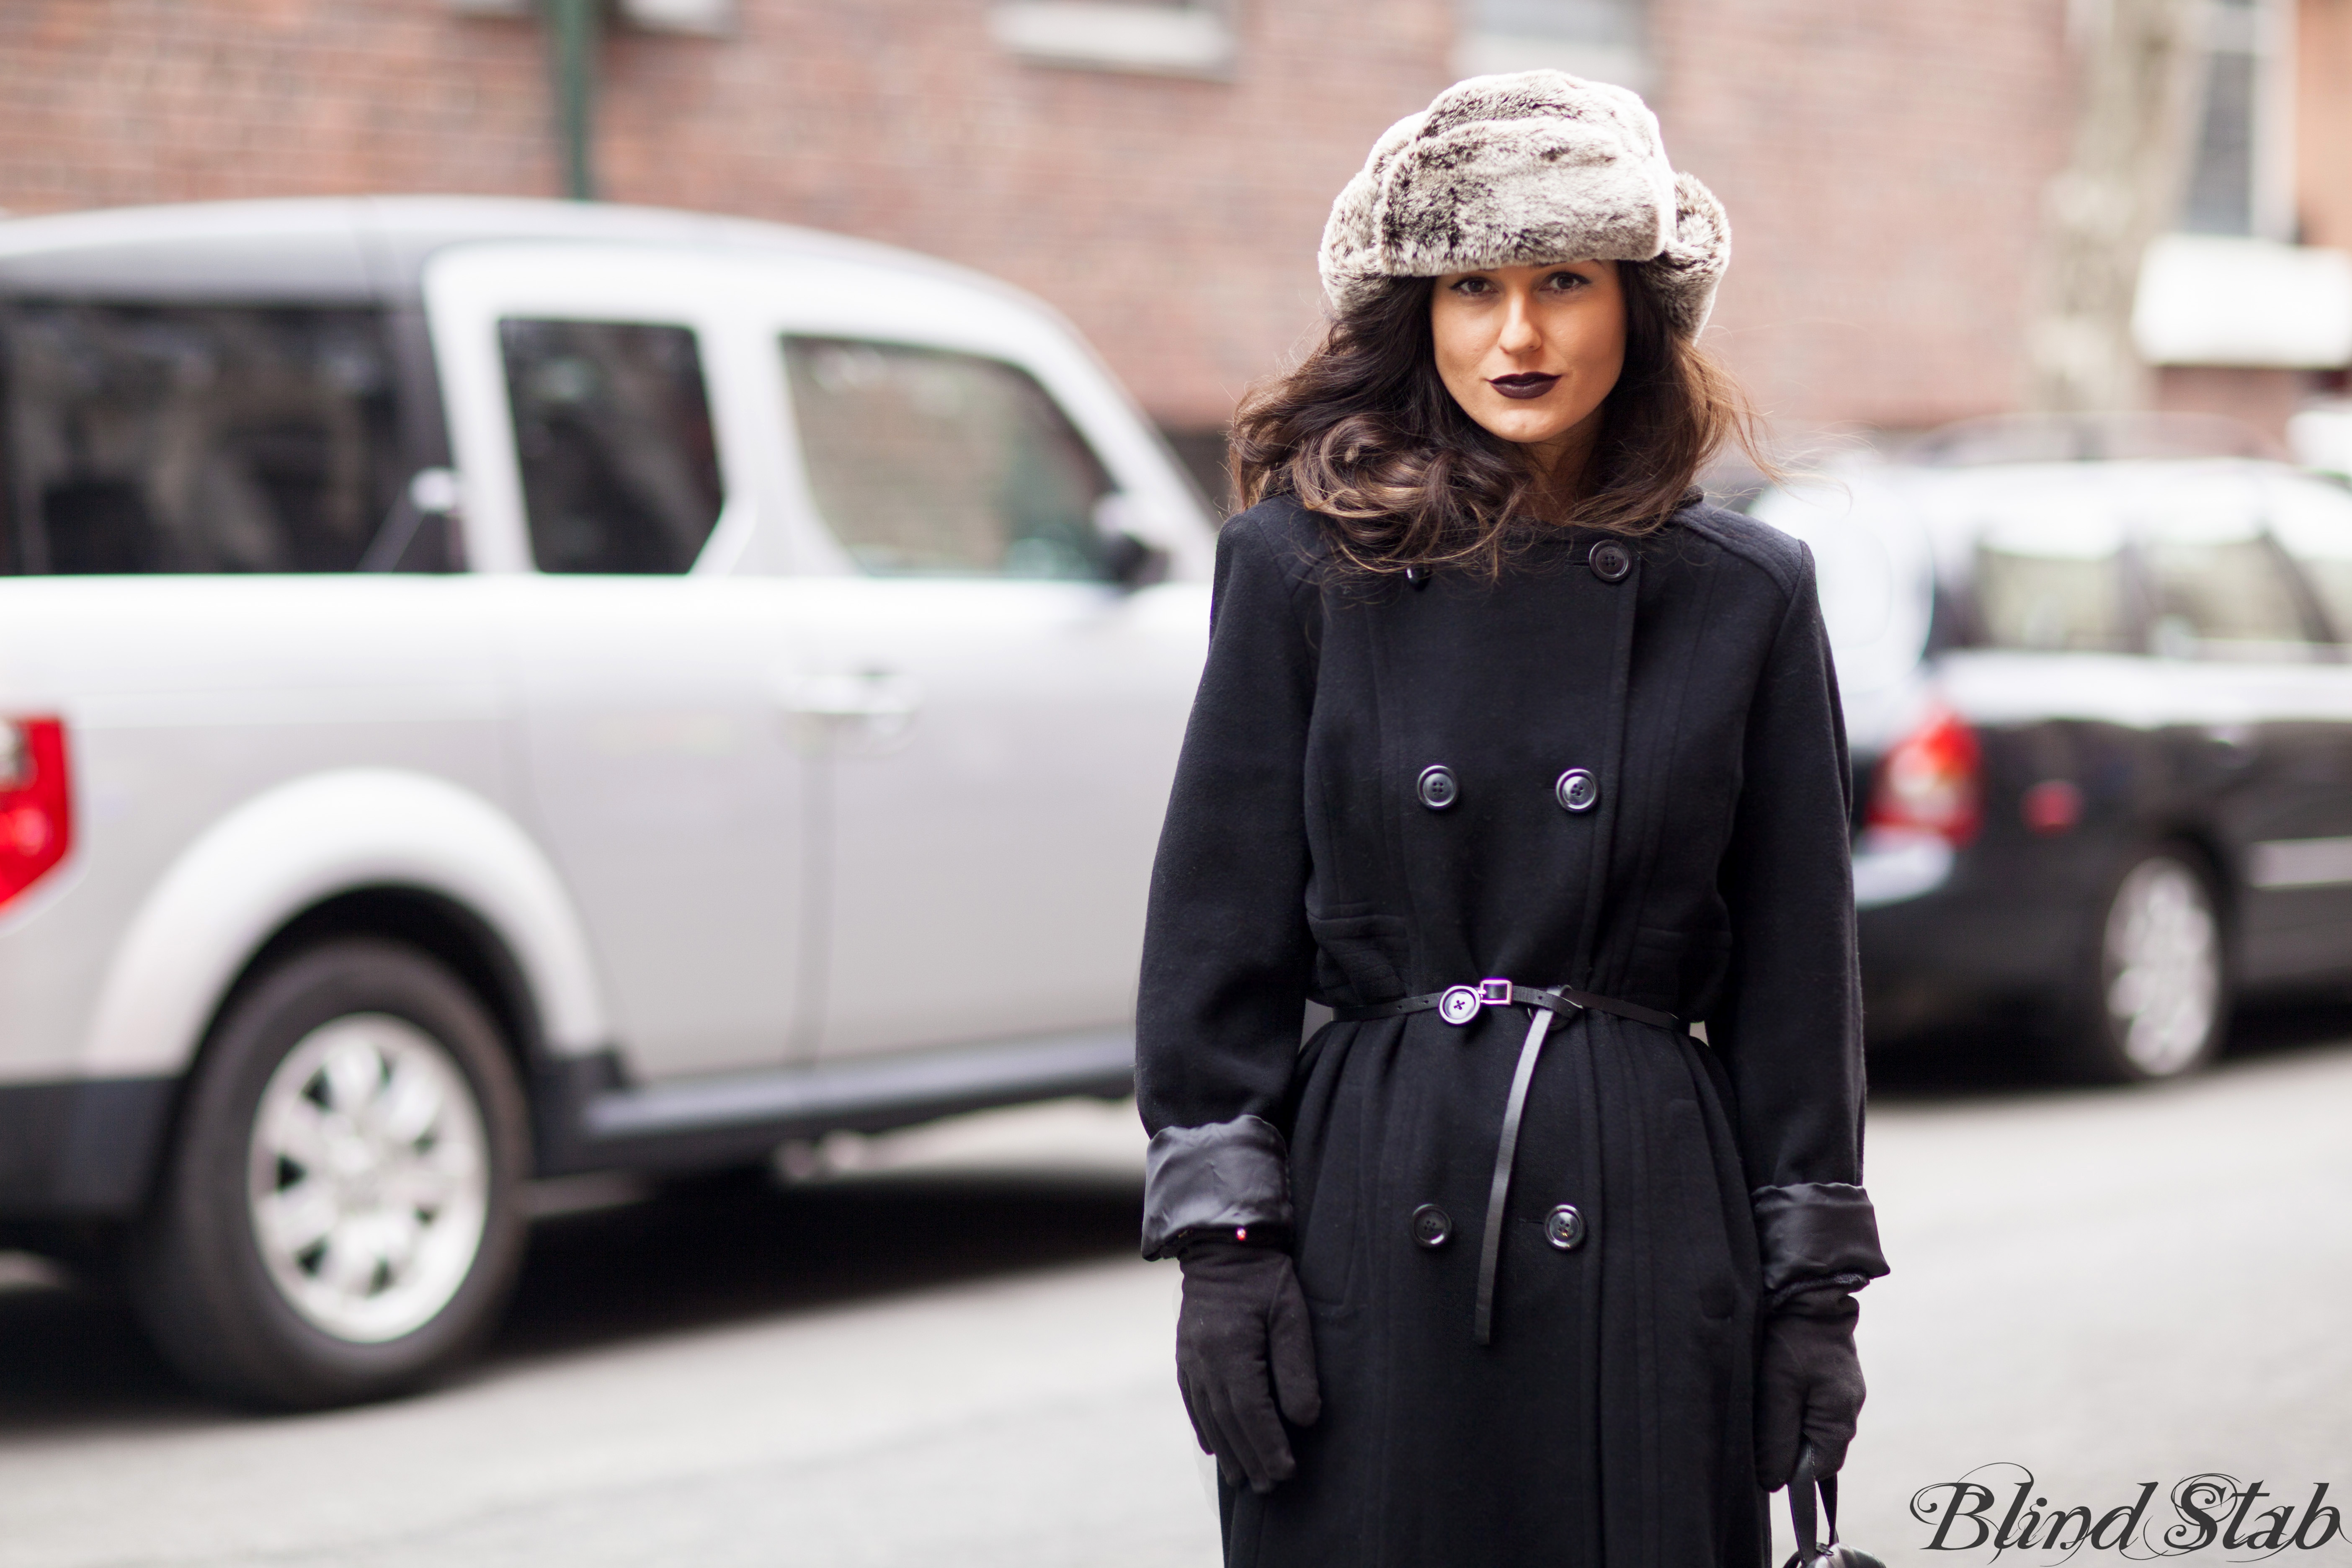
3, 1029, 2349, 1567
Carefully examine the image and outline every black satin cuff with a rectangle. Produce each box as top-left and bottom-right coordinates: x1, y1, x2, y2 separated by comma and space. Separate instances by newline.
1751, 1181, 1890, 1295
1140, 1114, 1294, 1260
1764, 1272, 1874, 1313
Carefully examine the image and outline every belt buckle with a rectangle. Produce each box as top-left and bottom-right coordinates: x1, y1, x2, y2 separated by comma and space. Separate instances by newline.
1439, 978, 1517, 1026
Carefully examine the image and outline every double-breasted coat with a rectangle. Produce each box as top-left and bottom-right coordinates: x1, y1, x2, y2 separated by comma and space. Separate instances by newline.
1135, 495, 1889, 1568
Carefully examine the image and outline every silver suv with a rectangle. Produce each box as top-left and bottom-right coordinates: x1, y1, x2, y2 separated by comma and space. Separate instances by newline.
0, 198, 1215, 1405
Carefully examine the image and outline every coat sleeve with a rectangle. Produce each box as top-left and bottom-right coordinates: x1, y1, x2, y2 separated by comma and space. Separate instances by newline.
1133, 509, 1322, 1260
1712, 546, 1890, 1304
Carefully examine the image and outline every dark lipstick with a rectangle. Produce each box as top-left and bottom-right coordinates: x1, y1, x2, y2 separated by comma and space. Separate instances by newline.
1487, 372, 1560, 400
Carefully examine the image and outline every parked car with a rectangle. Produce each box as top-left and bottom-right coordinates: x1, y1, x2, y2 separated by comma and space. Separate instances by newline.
1754, 415, 2352, 1083
0, 197, 1217, 1406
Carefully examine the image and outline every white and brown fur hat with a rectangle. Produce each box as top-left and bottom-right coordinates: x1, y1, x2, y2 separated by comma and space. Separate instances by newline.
1318, 70, 1729, 339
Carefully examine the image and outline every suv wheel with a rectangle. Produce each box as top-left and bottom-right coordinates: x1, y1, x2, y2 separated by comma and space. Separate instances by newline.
2064, 849, 2227, 1083
127, 939, 530, 1408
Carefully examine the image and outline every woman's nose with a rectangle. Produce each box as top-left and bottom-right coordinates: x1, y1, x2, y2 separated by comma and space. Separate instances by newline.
1497, 292, 1542, 355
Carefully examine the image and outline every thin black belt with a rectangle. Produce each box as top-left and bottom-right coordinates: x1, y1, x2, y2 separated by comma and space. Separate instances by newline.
1331, 978, 1680, 1033
1332, 979, 1684, 1346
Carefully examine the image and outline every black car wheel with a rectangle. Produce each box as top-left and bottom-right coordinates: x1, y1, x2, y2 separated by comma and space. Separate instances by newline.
2063, 848, 2227, 1083
126, 939, 531, 1408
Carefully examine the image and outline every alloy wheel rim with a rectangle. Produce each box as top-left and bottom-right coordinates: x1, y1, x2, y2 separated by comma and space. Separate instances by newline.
245, 1015, 490, 1343
2102, 857, 2220, 1078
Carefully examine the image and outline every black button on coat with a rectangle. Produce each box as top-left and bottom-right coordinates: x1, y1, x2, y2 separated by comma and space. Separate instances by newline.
1136, 497, 1888, 1568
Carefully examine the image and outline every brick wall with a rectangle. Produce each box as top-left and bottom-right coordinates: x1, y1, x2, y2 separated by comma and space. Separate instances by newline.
0, 0, 2289, 459
0, 0, 1449, 445
1656, 0, 2073, 436
2299, 0, 2352, 250
2155, 366, 2310, 444
0, 3, 554, 210
592, 0, 1460, 434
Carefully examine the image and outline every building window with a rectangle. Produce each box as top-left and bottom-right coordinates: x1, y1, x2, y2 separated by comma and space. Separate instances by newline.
2183, 0, 2293, 239
990, 0, 1238, 80
1455, 0, 1650, 94
448, 0, 734, 32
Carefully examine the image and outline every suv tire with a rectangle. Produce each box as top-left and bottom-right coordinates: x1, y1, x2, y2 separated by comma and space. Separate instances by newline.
126, 939, 530, 1408
2060, 847, 2228, 1083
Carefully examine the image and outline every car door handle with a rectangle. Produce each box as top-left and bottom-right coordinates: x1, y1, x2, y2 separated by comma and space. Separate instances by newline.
779, 672, 922, 720
776, 670, 923, 756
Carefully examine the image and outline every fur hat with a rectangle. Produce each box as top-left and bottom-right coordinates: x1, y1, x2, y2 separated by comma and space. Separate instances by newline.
1318, 70, 1730, 339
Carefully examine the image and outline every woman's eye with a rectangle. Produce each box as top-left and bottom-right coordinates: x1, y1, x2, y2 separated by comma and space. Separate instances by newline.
1452, 277, 1493, 295
1543, 271, 1589, 292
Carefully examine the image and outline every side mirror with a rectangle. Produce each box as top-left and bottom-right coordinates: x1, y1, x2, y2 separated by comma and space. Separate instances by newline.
1102, 530, 1171, 590
1093, 492, 1171, 590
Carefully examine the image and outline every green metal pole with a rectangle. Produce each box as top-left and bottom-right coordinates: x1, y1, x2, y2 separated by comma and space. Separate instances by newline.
544, 0, 601, 201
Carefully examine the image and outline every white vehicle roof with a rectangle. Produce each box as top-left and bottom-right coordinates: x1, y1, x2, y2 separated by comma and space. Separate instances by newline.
0, 195, 1019, 307
1751, 454, 2352, 696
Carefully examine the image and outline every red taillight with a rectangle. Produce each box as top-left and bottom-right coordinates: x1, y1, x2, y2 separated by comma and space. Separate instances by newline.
0, 717, 71, 908
1866, 704, 1981, 845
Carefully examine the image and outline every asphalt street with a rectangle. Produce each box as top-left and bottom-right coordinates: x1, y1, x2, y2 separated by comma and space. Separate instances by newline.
3, 1022, 2350, 1568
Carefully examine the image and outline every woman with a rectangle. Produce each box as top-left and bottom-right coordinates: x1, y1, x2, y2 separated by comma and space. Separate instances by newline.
1135, 71, 1888, 1567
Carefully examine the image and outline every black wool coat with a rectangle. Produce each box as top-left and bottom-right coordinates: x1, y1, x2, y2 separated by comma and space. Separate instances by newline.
1135, 495, 1889, 1568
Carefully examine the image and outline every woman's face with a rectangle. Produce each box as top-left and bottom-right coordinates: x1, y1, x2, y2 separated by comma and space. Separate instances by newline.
1429, 260, 1626, 469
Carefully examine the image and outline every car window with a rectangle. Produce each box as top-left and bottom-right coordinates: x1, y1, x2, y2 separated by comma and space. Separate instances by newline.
2133, 481, 2316, 660
783, 336, 1112, 579
0, 303, 404, 574
1968, 499, 2131, 653
2264, 474, 2352, 640
500, 319, 723, 575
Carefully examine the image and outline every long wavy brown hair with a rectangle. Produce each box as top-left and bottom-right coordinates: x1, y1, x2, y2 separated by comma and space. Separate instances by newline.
1229, 260, 1769, 577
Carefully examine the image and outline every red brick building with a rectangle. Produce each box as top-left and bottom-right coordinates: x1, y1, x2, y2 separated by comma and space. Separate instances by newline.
0, 0, 2342, 482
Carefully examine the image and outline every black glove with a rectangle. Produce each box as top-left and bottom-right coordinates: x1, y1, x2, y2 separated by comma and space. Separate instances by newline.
1755, 1285, 1866, 1492
1175, 1235, 1322, 1493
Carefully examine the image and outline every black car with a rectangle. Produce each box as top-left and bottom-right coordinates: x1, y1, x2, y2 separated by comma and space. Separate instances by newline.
1751, 417, 2352, 1081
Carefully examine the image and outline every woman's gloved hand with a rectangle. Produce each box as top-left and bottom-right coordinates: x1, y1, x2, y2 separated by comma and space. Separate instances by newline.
1754, 1284, 1866, 1492
1176, 1234, 1322, 1493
